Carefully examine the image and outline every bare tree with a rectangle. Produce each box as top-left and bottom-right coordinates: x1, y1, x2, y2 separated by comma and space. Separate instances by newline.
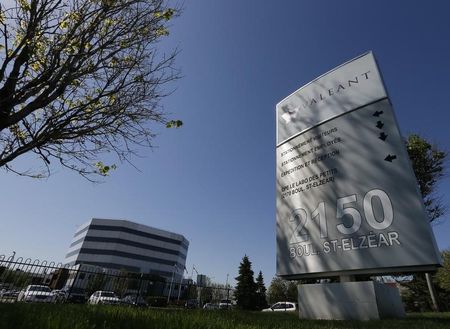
0, 0, 181, 179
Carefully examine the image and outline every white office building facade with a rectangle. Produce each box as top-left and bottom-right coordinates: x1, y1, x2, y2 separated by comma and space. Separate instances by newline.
65, 218, 189, 281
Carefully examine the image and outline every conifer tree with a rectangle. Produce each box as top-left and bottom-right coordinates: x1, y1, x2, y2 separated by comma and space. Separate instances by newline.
234, 255, 257, 310
255, 270, 268, 310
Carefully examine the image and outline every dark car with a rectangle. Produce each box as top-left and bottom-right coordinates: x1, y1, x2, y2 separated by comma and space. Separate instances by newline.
64, 287, 87, 304
184, 299, 199, 309
121, 294, 148, 307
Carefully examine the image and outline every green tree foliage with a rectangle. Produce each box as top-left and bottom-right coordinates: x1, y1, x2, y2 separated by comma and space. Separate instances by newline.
401, 272, 450, 312
285, 281, 298, 302
234, 255, 257, 310
0, 267, 31, 288
436, 250, 450, 292
181, 283, 197, 300
398, 135, 448, 311
255, 271, 268, 310
200, 286, 213, 304
406, 134, 447, 222
267, 277, 297, 305
0, 0, 181, 179
267, 277, 285, 304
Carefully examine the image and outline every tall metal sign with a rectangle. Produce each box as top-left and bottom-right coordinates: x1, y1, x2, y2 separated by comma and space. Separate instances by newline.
276, 52, 441, 279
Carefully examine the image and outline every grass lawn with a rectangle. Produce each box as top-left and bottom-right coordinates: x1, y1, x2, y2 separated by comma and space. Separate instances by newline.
0, 304, 450, 329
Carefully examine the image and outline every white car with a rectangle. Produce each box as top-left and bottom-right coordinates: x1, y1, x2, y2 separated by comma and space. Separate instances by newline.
88, 291, 120, 305
262, 301, 297, 312
17, 285, 55, 303
203, 303, 219, 310
218, 299, 233, 309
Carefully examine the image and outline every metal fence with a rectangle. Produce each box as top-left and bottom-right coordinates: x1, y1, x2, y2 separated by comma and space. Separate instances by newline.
0, 254, 233, 307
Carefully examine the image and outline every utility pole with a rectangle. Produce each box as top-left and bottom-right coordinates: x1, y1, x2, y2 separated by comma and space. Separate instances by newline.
226, 273, 230, 309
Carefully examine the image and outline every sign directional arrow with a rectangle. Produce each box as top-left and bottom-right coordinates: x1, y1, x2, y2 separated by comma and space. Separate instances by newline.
376, 121, 384, 129
373, 110, 384, 117
384, 154, 397, 162
379, 132, 388, 141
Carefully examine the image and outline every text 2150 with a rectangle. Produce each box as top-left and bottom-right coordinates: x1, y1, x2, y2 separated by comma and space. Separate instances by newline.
289, 189, 393, 244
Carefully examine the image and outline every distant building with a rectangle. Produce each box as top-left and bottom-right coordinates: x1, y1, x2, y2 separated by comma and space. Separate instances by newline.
65, 218, 189, 282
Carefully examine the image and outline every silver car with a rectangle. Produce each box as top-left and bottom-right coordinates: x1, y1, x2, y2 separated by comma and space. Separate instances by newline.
88, 291, 120, 305
17, 285, 55, 303
262, 302, 297, 312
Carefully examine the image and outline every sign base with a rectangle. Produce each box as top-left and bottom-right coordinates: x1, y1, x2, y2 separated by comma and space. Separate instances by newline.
297, 281, 405, 320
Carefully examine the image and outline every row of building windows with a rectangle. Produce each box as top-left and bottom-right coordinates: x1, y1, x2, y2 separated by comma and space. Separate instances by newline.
66, 248, 184, 269
79, 261, 177, 278
73, 224, 189, 250
69, 236, 187, 258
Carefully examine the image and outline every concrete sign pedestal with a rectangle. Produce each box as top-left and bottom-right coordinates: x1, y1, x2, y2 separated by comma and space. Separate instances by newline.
298, 281, 405, 320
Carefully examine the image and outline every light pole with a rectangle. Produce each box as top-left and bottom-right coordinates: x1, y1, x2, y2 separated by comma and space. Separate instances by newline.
167, 264, 178, 304
226, 273, 230, 309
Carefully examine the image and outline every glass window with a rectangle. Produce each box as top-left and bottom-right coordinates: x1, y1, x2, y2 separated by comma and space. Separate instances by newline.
100, 292, 116, 297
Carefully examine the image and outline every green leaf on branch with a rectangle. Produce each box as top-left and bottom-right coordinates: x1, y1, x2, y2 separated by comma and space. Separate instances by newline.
162, 9, 175, 20
95, 161, 117, 176
155, 8, 175, 21
166, 120, 183, 128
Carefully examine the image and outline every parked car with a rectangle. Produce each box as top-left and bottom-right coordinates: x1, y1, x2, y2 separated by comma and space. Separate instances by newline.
203, 303, 219, 310
184, 299, 199, 309
88, 291, 120, 305
262, 301, 297, 312
52, 289, 68, 303
63, 287, 87, 304
0, 289, 19, 301
120, 294, 148, 307
17, 285, 56, 303
218, 299, 233, 309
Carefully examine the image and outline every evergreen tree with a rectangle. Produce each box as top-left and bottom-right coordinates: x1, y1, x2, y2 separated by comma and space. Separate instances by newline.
255, 271, 268, 310
234, 255, 257, 310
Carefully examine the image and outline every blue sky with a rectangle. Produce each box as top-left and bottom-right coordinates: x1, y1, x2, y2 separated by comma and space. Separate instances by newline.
1, 0, 450, 287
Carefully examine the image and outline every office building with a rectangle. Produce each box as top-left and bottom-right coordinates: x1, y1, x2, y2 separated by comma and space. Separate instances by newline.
65, 218, 189, 281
